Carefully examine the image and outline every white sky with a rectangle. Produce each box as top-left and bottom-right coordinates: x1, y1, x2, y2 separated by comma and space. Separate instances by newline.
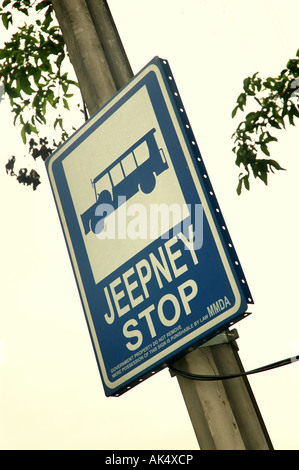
1, 0, 299, 450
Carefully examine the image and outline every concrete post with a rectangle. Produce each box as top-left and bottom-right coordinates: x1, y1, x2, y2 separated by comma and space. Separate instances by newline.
173, 331, 273, 449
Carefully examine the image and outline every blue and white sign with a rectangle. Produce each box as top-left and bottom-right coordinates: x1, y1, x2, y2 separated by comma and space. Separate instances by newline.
46, 57, 253, 396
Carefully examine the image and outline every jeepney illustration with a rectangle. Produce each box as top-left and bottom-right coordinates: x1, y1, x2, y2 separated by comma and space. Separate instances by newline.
80, 128, 168, 235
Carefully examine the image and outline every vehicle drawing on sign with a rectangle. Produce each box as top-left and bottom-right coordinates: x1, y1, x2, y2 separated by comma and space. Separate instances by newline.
80, 128, 168, 235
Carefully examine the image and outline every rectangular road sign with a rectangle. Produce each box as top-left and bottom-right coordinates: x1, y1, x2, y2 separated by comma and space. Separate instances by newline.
46, 57, 253, 396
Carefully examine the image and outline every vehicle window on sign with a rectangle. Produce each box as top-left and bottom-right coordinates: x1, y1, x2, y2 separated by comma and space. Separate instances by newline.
134, 140, 150, 167
110, 163, 124, 186
122, 152, 137, 176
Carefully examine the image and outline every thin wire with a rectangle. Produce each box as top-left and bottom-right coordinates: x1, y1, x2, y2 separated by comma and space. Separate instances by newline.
170, 354, 299, 381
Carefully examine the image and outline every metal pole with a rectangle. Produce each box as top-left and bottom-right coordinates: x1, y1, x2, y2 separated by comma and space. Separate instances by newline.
51, 0, 273, 450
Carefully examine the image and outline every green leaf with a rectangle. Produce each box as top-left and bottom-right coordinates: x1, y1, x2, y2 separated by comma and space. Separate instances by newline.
268, 159, 285, 172
36, 1, 51, 12
264, 132, 278, 144
61, 81, 68, 94
243, 174, 250, 190
21, 125, 26, 144
43, 11, 52, 30
245, 111, 257, 122
236, 178, 243, 195
54, 117, 62, 130
268, 118, 281, 129
232, 105, 239, 118
237, 174, 250, 195
41, 98, 47, 115
259, 171, 268, 185
235, 146, 247, 167
260, 143, 270, 156
24, 122, 31, 134
288, 111, 295, 126
33, 68, 42, 86
1, 11, 12, 29
291, 102, 299, 118
47, 89, 55, 106
0, 48, 7, 59
19, 74, 33, 95
29, 123, 38, 134
237, 92, 247, 110
287, 59, 299, 74
243, 77, 251, 93
5, 83, 20, 99
63, 98, 70, 110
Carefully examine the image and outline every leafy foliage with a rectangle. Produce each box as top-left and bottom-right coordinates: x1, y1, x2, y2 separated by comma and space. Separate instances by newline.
5, 136, 54, 189
0, 0, 81, 188
232, 50, 299, 194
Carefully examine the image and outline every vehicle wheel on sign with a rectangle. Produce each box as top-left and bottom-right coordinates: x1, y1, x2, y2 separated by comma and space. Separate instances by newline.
140, 173, 156, 194
90, 216, 105, 235
97, 189, 113, 206
91, 191, 114, 235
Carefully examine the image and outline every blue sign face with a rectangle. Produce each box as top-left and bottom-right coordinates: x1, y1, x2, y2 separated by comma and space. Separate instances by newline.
46, 57, 253, 396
